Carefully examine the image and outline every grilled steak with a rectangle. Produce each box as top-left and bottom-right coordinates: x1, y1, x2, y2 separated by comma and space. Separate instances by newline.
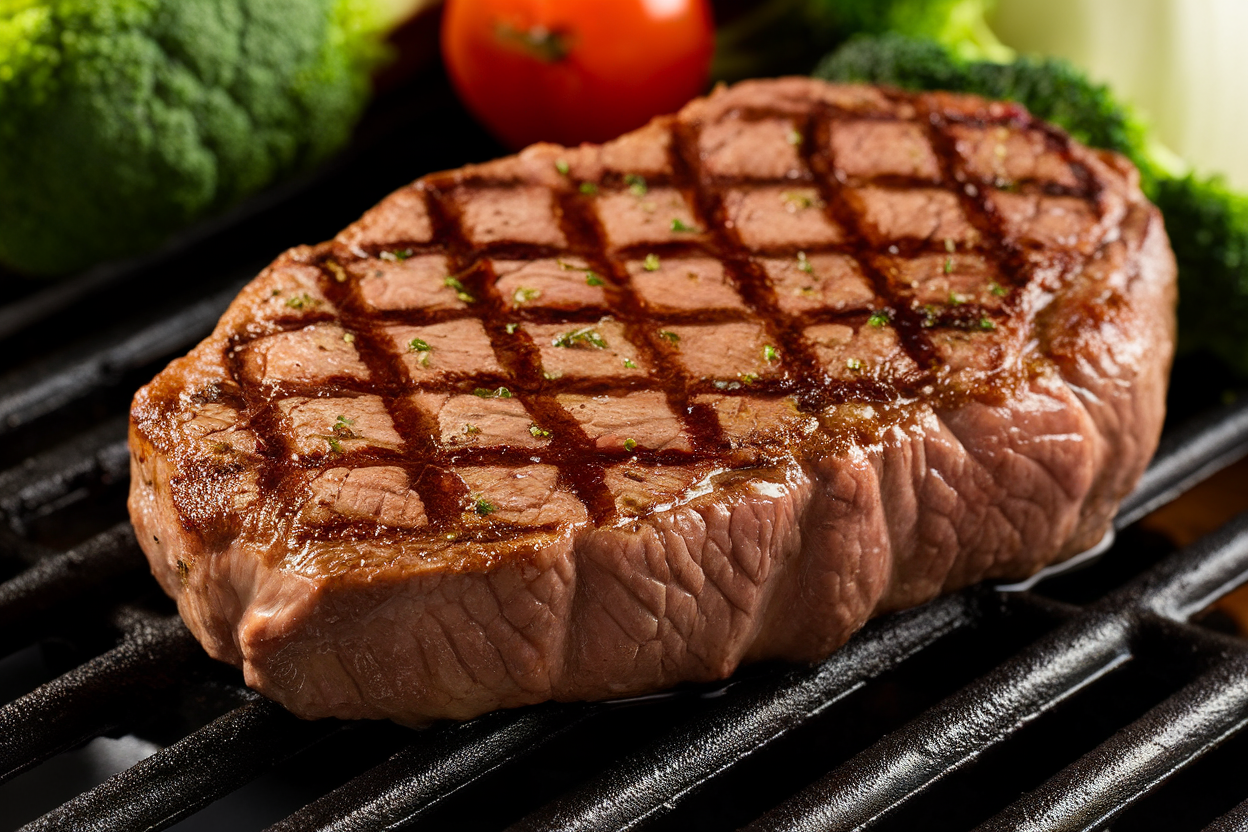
129, 78, 1176, 724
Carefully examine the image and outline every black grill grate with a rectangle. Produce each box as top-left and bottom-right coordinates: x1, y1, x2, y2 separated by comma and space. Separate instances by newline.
3, 68, 1248, 832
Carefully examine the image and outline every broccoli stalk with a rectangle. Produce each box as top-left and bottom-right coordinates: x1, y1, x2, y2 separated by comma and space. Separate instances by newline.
0, 0, 387, 276
816, 33, 1248, 378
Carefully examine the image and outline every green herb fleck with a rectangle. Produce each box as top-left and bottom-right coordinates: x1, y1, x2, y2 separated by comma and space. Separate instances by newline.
989, 282, 1007, 297
579, 182, 598, 195
979, 317, 997, 331
285, 293, 318, 310
846, 358, 863, 372
781, 190, 817, 211
529, 424, 551, 439
623, 357, 637, 369
380, 248, 413, 262
553, 327, 608, 349
625, 173, 647, 196
797, 251, 813, 273
408, 337, 431, 352
670, 217, 696, 233
944, 256, 954, 274
787, 128, 803, 146
585, 271, 605, 286
623, 438, 637, 452
505, 322, 519, 334
555, 159, 570, 175
643, 253, 661, 272
343, 332, 355, 344
658, 329, 680, 344
474, 497, 497, 516
514, 286, 542, 304
948, 292, 965, 306
326, 437, 343, 453
473, 387, 512, 399
444, 276, 475, 303
868, 311, 890, 328
763, 344, 779, 362
740, 373, 758, 385
463, 423, 481, 435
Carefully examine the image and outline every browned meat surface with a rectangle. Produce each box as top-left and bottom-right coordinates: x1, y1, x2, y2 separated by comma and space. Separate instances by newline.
128, 78, 1176, 724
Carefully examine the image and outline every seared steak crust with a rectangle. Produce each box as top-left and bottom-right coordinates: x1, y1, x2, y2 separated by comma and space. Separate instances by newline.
129, 78, 1175, 723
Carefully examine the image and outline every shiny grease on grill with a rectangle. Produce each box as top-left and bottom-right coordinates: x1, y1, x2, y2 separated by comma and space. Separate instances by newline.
206, 90, 1103, 536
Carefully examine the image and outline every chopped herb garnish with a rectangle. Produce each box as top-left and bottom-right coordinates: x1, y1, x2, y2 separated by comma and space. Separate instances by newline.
623, 357, 638, 369
505, 322, 519, 334
797, 251, 813, 273
948, 291, 965, 306
868, 310, 890, 328
781, 190, 817, 211
579, 181, 598, 195
643, 253, 661, 272
325, 261, 347, 283
529, 424, 551, 439
625, 173, 647, 196
474, 497, 497, 516
343, 332, 355, 343
763, 344, 779, 362
585, 271, 605, 286
555, 159, 570, 175
740, 373, 758, 385
623, 438, 637, 452
670, 217, 696, 233
408, 337, 432, 352
552, 327, 608, 349
658, 329, 680, 344
326, 437, 343, 453
787, 128, 803, 146
979, 317, 997, 331
332, 415, 356, 439
463, 423, 481, 435
514, 286, 542, 304
944, 256, 954, 274
473, 387, 512, 398
379, 248, 413, 262
846, 357, 863, 372
989, 282, 1007, 297
444, 275, 475, 303
285, 293, 319, 310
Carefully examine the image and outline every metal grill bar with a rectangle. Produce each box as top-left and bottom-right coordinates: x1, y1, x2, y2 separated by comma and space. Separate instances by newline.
506, 595, 974, 832
23, 698, 336, 832
0, 524, 143, 634
266, 705, 591, 832
1202, 797, 1248, 832
743, 516, 1248, 832
1117, 395, 1248, 529
0, 287, 234, 437
973, 650, 1248, 832
0, 616, 197, 783
0, 418, 128, 533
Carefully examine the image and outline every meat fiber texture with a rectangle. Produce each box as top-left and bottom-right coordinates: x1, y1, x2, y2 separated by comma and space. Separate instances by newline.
128, 78, 1176, 725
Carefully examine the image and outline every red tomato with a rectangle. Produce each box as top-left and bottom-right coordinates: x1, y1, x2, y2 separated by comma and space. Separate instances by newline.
442, 0, 715, 150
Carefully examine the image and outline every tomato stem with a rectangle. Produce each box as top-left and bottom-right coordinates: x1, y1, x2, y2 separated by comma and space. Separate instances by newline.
494, 21, 571, 63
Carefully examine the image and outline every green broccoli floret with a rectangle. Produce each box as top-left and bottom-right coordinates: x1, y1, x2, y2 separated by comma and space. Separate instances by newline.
816, 32, 1248, 378
714, 0, 1010, 83
1153, 176, 1248, 375
0, 0, 385, 276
